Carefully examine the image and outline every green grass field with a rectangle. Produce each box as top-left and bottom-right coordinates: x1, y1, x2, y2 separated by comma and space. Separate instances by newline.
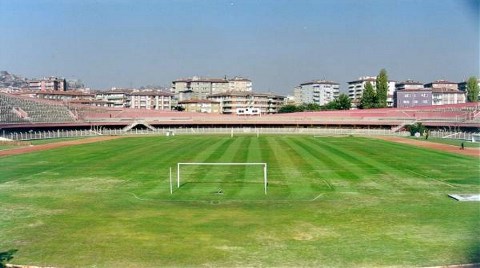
0, 135, 479, 267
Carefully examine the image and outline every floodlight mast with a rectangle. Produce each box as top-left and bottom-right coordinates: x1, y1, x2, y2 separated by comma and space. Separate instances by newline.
176, 162, 268, 195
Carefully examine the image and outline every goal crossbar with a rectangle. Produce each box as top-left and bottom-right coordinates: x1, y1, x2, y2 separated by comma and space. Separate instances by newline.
176, 162, 268, 194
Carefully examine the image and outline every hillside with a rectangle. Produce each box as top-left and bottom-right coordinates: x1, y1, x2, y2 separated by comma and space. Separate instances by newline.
0, 70, 28, 89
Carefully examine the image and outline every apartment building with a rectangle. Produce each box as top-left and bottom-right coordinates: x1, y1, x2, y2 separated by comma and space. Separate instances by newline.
95, 90, 132, 108
424, 80, 465, 105
129, 91, 173, 110
347, 76, 396, 108
178, 99, 221, 113
172, 76, 228, 99
228, 77, 253, 92
394, 80, 432, 108
28, 77, 67, 91
207, 91, 286, 115
172, 76, 252, 100
294, 80, 339, 106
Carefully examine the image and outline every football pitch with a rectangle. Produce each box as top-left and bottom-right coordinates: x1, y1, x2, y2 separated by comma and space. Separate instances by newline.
0, 135, 479, 267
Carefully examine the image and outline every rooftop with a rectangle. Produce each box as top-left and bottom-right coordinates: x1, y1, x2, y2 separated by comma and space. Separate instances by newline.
130, 91, 173, 97
300, 80, 339, 86
426, 80, 457, 85
396, 80, 423, 85
208, 91, 285, 98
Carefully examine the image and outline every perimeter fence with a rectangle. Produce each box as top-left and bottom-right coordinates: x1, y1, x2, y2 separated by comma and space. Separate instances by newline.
1, 127, 478, 142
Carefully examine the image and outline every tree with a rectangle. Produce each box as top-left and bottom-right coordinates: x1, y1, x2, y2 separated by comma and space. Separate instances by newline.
335, 93, 352, 110
323, 101, 337, 110
406, 122, 426, 137
172, 105, 185, 111
324, 94, 351, 110
303, 103, 322, 111
360, 82, 376, 109
466, 76, 479, 102
0, 249, 17, 268
278, 104, 300, 113
376, 68, 389, 108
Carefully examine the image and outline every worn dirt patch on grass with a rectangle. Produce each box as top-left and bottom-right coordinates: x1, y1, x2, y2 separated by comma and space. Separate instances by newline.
0, 136, 123, 157
375, 136, 479, 157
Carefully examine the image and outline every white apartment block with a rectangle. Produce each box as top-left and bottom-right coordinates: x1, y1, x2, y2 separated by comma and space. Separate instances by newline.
424, 80, 465, 105
172, 76, 252, 100
95, 90, 173, 110
95, 90, 131, 108
294, 80, 340, 106
395, 80, 424, 91
228, 77, 252, 92
178, 99, 221, 114
207, 91, 286, 114
347, 76, 396, 108
129, 91, 173, 110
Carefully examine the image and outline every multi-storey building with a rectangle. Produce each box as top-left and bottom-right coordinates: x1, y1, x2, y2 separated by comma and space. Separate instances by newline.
294, 80, 339, 106
424, 80, 458, 90
129, 91, 173, 110
172, 76, 252, 100
95, 90, 132, 108
172, 76, 229, 99
394, 80, 432, 108
347, 76, 396, 108
228, 77, 252, 92
28, 77, 67, 91
395, 80, 424, 91
207, 91, 286, 115
424, 80, 465, 105
178, 99, 221, 113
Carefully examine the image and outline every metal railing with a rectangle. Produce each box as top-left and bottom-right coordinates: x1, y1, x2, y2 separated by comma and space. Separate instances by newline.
1, 127, 478, 142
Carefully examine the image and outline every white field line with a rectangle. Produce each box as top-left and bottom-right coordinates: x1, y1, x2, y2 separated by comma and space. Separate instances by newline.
406, 169, 456, 188
311, 193, 324, 201
322, 179, 334, 190
127, 192, 152, 201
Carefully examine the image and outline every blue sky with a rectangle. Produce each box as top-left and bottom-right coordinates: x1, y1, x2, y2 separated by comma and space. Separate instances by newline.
0, 0, 478, 94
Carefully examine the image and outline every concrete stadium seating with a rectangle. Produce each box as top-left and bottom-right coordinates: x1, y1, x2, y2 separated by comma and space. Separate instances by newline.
0, 93, 76, 123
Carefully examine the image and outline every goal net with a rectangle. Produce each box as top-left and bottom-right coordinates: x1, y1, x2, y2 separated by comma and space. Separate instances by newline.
172, 163, 268, 195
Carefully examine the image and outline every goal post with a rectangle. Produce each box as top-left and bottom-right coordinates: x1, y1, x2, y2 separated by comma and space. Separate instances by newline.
176, 162, 268, 194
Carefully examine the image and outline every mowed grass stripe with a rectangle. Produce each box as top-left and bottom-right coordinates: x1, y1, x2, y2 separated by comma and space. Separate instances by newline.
286, 136, 361, 181
335, 138, 478, 188
227, 136, 252, 197
282, 138, 335, 196
173, 137, 234, 197
347, 138, 473, 180
259, 136, 292, 198
190, 136, 251, 197
311, 137, 412, 193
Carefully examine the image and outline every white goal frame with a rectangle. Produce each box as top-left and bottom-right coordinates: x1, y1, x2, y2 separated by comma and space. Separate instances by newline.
174, 162, 268, 195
